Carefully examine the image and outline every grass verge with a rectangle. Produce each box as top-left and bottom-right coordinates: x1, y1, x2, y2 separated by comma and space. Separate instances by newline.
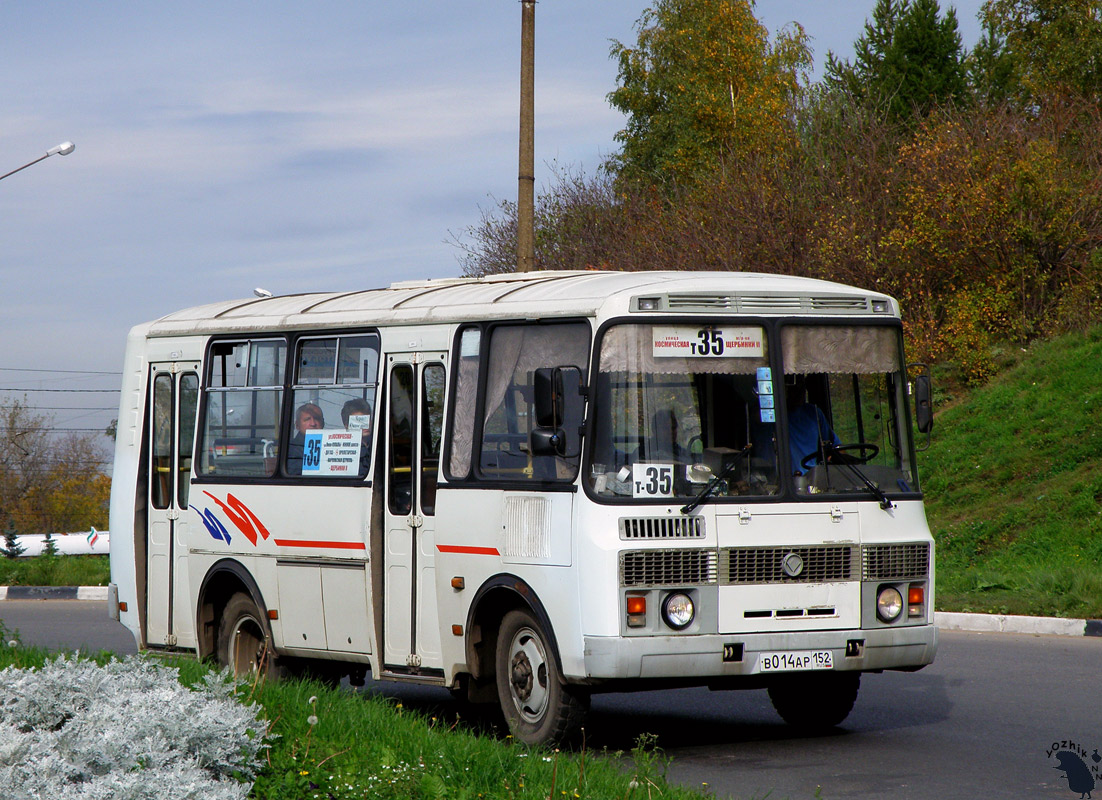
920, 327, 1102, 618
0, 554, 109, 587
0, 622, 714, 800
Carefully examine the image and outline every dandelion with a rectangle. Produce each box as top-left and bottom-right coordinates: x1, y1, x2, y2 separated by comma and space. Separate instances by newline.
307, 715, 318, 726
7, 640, 16, 648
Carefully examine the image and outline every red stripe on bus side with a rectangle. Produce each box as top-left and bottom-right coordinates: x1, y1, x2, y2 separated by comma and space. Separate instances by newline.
272, 539, 367, 550
437, 545, 501, 556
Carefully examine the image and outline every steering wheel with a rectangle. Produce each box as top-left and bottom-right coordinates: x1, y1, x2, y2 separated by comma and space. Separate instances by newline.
800, 442, 879, 471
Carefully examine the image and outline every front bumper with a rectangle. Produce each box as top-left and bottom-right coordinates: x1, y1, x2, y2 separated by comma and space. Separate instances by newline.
582, 624, 938, 680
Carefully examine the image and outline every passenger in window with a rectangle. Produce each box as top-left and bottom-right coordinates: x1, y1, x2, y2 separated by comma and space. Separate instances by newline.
286, 402, 324, 476
341, 398, 373, 476
786, 375, 839, 475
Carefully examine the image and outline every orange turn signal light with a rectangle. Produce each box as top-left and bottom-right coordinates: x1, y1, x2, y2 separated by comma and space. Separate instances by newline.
908, 586, 924, 605
627, 596, 647, 615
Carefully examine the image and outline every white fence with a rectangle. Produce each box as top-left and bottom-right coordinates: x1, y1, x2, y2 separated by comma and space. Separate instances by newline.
7, 531, 109, 557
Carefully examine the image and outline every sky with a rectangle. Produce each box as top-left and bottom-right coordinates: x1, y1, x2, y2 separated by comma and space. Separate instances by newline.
0, 1, 986, 440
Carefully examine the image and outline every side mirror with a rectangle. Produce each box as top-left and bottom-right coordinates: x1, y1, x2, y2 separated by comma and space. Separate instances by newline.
909, 364, 933, 435
530, 427, 565, 456
532, 366, 583, 457
533, 367, 563, 428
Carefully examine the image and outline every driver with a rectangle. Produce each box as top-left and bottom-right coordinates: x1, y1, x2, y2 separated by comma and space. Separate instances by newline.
785, 375, 839, 475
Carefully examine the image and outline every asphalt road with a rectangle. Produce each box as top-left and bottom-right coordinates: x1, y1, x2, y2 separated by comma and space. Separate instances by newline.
2, 600, 1098, 799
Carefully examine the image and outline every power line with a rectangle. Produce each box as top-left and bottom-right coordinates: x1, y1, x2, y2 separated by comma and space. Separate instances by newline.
0, 429, 110, 436
0, 388, 120, 393
22, 406, 117, 411
0, 367, 121, 375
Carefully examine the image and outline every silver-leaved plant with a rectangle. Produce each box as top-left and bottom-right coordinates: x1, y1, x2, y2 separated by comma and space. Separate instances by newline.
0, 655, 270, 799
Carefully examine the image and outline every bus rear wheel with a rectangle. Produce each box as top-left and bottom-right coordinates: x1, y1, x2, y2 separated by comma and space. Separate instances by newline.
768, 671, 860, 731
495, 608, 588, 747
217, 593, 282, 681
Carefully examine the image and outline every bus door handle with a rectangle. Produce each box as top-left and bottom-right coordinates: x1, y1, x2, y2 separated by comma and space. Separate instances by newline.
407, 514, 424, 529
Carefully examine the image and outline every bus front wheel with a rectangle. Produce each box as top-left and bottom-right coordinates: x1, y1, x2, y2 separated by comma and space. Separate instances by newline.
768, 671, 860, 730
495, 608, 588, 746
217, 593, 282, 681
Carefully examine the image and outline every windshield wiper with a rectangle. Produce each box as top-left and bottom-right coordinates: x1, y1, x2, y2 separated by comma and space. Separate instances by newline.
680, 444, 752, 515
833, 461, 894, 510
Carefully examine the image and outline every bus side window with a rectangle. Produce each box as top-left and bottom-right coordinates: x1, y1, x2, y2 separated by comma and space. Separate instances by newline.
477, 322, 590, 482
286, 334, 380, 479
199, 339, 285, 478
446, 327, 481, 481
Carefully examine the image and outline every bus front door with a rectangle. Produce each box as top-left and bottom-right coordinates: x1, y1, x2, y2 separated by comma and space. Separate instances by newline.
145, 363, 199, 648
382, 355, 447, 674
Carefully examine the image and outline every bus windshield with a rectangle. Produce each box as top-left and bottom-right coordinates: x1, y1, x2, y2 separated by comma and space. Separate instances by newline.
588, 322, 918, 502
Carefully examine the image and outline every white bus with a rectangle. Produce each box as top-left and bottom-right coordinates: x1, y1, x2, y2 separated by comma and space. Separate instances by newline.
109, 270, 937, 745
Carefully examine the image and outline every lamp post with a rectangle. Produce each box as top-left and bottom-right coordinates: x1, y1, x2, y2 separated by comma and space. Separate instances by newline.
0, 141, 76, 183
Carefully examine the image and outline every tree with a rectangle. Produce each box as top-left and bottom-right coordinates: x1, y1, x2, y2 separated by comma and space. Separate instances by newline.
0, 398, 111, 536
979, 0, 1102, 105
453, 164, 623, 276
968, 15, 1020, 105
1, 518, 24, 559
608, 0, 810, 189
825, 0, 967, 122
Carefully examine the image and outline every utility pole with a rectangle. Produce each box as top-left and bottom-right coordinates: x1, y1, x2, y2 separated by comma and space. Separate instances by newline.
517, 0, 536, 273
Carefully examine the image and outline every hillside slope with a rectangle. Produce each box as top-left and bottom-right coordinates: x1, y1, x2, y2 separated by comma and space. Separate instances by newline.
919, 326, 1102, 617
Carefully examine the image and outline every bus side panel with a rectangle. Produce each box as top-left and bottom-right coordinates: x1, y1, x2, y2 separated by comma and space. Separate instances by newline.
185, 483, 374, 657
434, 487, 586, 682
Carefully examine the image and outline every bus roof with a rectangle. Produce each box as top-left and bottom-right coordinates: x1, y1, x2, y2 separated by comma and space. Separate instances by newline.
143, 270, 898, 337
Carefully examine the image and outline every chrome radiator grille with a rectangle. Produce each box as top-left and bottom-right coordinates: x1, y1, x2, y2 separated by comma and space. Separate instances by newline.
721, 546, 857, 585
618, 543, 930, 587
862, 543, 930, 580
620, 516, 705, 541
620, 549, 718, 587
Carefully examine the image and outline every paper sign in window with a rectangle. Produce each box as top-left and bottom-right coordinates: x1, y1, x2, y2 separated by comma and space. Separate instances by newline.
652, 326, 764, 358
301, 430, 362, 476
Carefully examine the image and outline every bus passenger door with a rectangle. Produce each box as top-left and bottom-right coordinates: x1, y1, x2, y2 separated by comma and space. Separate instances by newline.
146, 363, 199, 648
382, 354, 447, 673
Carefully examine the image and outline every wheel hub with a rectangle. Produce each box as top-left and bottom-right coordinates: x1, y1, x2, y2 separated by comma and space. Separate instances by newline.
511, 651, 534, 699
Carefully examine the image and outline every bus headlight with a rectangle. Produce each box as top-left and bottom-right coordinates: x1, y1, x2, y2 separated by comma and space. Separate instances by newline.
662, 592, 695, 630
876, 586, 903, 622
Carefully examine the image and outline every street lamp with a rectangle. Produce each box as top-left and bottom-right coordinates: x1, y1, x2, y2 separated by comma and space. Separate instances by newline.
0, 141, 76, 182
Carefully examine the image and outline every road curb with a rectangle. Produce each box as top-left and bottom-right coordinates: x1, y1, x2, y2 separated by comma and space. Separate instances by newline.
0, 586, 109, 601
935, 611, 1101, 637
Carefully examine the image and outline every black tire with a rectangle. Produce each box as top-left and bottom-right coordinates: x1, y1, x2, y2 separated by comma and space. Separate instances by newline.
768, 671, 860, 731
216, 593, 282, 681
282, 657, 344, 689
495, 608, 588, 747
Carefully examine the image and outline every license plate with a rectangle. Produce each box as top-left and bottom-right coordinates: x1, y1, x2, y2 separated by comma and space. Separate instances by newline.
754, 650, 833, 673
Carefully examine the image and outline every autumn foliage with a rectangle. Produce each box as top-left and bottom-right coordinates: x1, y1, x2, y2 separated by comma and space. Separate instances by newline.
0, 399, 111, 536
456, 0, 1102, 385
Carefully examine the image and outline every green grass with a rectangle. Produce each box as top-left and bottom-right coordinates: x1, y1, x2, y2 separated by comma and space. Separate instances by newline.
919, 325, 1102, 618
0, 621, 715, 800
0, 553, 110, 587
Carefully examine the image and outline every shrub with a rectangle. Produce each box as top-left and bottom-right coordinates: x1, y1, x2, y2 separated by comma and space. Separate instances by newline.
0, 655, 269, 799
